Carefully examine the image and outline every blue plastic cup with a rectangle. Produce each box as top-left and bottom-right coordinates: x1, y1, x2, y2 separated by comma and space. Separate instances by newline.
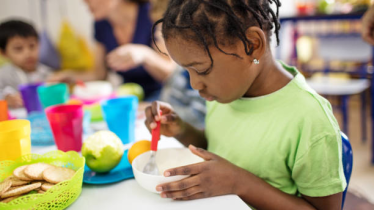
19, 83, 43, 114
101, 96, 138, 144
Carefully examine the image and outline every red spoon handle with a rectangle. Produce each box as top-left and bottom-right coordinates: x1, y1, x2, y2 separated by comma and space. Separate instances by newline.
151, 111, 162, 151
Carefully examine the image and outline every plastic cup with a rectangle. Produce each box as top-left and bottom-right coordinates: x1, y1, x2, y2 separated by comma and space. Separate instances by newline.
46, 104, 83, 152
0, 120, 31, 161
101, 96, 138, 144
0, 100, 8, 122
37, 83, 69, 108
19, 83, 43, 114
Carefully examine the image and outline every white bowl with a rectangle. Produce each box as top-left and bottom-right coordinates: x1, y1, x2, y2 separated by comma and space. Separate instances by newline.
132, 148, 204, 193
73, 81, 113, 100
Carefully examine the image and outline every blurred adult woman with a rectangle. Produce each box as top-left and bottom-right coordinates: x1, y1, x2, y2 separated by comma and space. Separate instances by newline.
50, 0, 175, 101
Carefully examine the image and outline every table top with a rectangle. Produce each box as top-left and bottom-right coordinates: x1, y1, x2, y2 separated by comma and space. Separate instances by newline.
69, 183, 248, 210
28, 109, 250, 210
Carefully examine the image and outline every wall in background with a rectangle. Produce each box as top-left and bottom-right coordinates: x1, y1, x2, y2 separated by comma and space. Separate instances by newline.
279, 0, 297, 17
0, 0, 94, 47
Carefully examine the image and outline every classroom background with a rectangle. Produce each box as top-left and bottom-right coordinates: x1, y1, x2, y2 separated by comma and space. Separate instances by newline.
0, 0, 373, 209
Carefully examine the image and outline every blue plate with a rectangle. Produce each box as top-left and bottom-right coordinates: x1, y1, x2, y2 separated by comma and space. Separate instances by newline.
83, 150, 134, 184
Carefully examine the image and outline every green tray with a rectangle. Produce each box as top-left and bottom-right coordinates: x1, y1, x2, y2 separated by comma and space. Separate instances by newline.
0, 151, 85, 210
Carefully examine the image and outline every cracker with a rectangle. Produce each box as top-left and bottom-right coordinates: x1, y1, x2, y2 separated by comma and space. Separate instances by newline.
37, 190, 45, 194
4, 175, 14, 181
42, 167, 75, 184
25, 163, 53, 180
41, 183, 54, 191
31, 181, 46, 185
13, 165, 33, 181
1, 182, 41, 199
5, 187, 17, 192
33, 187, 41, 192
9, 177, 29, 187
0, 179, 12, 197
0, 195, 20, 203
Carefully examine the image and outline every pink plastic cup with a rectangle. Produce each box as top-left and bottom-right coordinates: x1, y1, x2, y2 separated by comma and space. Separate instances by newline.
45, 104, 83, 152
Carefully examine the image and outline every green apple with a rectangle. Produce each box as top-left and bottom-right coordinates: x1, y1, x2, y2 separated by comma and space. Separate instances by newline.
116, 83, 144, 101
82, 131, 123, 173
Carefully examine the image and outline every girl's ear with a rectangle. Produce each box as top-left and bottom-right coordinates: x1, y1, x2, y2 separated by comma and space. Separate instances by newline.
245, 26, 267, 61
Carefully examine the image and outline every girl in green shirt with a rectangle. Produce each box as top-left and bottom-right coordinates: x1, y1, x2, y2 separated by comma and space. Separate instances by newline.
145, 0, 346, 209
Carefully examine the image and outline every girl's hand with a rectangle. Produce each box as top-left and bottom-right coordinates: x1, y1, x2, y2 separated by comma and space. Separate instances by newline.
156, 145, 242, 200
107, 44, 150, 71
144, 101, 186, 138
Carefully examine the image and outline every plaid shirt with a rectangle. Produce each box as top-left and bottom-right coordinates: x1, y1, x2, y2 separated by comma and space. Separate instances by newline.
0, 63, 51, 99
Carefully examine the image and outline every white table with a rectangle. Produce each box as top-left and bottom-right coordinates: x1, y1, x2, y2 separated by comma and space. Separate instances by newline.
306, 77, 370, 95
29, 113, 250, 210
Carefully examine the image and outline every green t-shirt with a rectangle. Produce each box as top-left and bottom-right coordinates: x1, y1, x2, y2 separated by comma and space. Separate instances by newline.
206, 63, 347, 197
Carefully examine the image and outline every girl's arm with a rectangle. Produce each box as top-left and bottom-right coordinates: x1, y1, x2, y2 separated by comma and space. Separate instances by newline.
236, 168, 342, 210
156, 146, 342, 210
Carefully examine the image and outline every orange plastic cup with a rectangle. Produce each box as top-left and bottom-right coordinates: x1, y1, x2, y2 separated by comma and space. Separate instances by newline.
0, 120, 31, 161
0, 100, 8, 122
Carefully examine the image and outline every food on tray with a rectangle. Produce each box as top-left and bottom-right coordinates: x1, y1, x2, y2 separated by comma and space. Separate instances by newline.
82, 131, 124, 173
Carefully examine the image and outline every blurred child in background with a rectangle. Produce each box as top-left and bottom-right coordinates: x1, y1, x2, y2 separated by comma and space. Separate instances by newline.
0, 20, 51, 108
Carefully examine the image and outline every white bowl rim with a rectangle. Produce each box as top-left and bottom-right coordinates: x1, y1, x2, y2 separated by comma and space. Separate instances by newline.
132, 148, 201, 178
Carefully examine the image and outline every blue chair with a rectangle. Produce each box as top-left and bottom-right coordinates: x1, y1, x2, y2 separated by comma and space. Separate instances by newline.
341, 132, 353, 209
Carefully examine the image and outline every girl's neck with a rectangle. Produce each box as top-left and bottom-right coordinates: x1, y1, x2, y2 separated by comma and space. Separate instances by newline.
108, 1, 138, 26
244, 54, 293, 98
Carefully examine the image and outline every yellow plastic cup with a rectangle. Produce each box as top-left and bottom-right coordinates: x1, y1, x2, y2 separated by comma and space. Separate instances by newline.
0, 120, 31, 161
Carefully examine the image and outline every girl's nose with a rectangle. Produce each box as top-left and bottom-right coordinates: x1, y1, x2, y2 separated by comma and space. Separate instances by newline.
189, 73, 205, 91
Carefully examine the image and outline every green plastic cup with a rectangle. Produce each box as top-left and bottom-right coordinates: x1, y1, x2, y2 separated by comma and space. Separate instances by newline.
37, 83, 69, 108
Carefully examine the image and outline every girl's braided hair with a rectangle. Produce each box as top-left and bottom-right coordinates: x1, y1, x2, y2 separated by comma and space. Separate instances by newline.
152, 0, 281, 68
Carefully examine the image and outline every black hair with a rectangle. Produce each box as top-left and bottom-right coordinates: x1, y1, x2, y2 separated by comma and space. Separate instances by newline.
0, 20, 38, 51
152, 0, 281, 68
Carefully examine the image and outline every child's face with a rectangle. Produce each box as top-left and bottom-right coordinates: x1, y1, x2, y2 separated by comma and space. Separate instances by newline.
165, 37, 260, 104
2, 36, 39, 72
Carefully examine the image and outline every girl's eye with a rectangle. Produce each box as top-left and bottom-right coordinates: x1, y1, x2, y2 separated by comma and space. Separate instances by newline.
193, 66, 212, 76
